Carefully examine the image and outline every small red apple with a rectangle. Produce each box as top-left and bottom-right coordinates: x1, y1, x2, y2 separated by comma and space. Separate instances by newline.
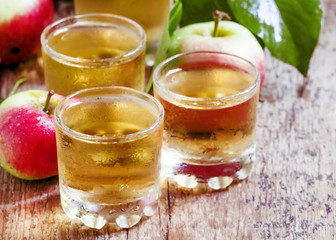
0, 0, 54, 65
0, 90, 64, 180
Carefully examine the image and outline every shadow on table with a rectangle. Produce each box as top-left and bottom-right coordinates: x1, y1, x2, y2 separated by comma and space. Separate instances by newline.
161, 175, 246, 197
58, 220, 126, 240
159, 176, 249, 213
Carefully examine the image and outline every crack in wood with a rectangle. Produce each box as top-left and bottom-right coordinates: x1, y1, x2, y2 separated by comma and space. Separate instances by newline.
297, 77, 310, 98
166, 178, 171, 240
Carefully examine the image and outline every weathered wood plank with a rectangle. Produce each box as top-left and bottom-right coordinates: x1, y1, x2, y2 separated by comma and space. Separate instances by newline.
0, 0, 335, 239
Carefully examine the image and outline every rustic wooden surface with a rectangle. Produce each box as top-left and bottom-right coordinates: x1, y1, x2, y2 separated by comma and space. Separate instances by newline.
1, 0, 335, 239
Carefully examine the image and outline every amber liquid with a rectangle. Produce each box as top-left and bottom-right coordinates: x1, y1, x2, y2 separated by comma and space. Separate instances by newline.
42, 24, 145, 96
56, 95, 163, 204
74, 0, 170, 46
155, 66, 259, 166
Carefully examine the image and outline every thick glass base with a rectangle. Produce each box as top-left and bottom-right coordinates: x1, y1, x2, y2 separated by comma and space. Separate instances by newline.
59, 185, 160, 229
162, 145, 256, 190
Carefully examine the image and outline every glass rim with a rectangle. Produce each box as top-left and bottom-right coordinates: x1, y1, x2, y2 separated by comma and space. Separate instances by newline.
55, 86, 164, 143
153, 51, 260, 108
41, 13, 146, 67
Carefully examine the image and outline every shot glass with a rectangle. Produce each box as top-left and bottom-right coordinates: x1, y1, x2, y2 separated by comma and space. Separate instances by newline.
41, 14, 146, 96
73, 0, 170, 66
153, 51, 260, 190
55, 87, 164, 229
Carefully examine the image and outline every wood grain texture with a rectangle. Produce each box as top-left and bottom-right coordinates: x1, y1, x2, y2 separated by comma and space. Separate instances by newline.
1, 0, 335, 239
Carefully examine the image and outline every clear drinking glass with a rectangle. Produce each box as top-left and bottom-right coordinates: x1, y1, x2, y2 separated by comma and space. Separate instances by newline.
55, 87, 164, 229
41, 14, 146, 96
73, 0, 170, 66
153, 51, 260, 190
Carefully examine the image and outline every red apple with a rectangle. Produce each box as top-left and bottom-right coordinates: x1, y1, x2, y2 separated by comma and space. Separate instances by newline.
167, 16, 266, 87
0, 0, 54, 65
0, 90, 64, 180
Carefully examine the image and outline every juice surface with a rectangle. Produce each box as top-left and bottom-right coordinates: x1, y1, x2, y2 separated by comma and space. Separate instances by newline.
48, 25, 140, 59
163, 67, 254, 98
43, 24, 145, 95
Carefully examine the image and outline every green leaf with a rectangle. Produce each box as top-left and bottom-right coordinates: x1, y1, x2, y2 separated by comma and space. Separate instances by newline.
146, 0, 183, 93
227, 0, 324, 76
146, 0, 323, 93
179, 0, 233, 26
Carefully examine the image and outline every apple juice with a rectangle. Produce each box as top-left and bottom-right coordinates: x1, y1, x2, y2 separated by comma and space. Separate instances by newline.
73, 0, 170, 63
153, 52, 259, 189
41, 15, 146, 96
55, 87, 164, 229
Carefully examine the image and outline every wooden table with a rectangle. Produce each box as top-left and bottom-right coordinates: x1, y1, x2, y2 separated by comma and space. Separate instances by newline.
1, 1, 335, 239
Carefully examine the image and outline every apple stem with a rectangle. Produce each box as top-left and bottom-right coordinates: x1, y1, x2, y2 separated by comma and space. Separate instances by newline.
43, 90, 54, 114
212, 10, 231, 37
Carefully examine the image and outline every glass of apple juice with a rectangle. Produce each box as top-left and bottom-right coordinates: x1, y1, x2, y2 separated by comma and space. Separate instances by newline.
41, 14, 146, 96
153, 51, 260, 190
73, 0, 170, 66
54, 87, 164, 229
